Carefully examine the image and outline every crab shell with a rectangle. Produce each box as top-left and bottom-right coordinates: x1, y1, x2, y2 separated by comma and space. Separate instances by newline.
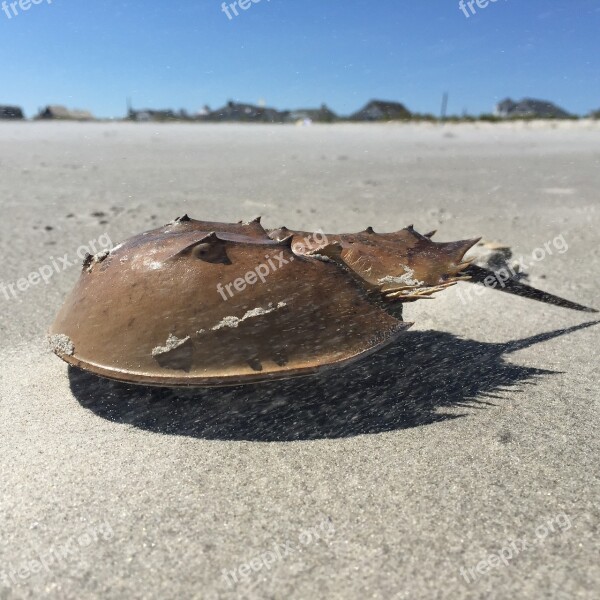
49, 217, 417, 387
268, 225, 480, 302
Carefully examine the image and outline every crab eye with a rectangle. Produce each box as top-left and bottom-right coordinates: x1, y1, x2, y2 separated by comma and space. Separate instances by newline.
191, 243, 211, 259
187, 241, 232, 265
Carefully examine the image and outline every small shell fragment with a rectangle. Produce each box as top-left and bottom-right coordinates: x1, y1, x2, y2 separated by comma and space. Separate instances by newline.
48, 333, 75, 356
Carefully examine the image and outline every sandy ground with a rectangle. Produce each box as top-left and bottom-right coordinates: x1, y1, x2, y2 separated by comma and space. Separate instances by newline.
0, 121, 598, 599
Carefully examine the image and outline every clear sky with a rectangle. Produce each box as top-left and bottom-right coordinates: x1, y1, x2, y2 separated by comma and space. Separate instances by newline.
1, 0, 599, 119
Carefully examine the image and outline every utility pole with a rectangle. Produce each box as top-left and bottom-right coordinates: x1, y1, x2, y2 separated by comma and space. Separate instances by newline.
440, 92, 449, 122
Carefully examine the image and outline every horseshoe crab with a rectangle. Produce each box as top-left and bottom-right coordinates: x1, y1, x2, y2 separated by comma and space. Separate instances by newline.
49, 216, 596, 387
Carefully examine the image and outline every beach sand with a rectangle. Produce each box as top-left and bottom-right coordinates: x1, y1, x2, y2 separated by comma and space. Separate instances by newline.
0, 121, 598, 599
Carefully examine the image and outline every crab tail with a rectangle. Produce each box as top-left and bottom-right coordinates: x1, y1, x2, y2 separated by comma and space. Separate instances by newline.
464, 264, 598, 313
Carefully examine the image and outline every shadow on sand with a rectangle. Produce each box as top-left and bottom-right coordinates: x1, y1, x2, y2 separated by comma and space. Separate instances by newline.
69, 322, 597, 442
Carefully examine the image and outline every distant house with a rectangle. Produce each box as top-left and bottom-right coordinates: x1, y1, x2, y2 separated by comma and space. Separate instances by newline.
36, 105, 95, 121
127, 108, 178, 122
283, 104, 338, 123
196, 105, 211, 119
495, 98, 571, 119
208, 101, 283, 123
495, 99, 516, 117
0, 105, 24, 120
350, 100, 411, 121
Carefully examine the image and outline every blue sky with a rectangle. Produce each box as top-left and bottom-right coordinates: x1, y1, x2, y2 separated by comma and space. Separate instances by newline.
1, 0, 599, 118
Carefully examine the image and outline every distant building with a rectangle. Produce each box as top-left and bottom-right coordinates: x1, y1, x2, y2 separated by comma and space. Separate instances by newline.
283, 104, 338, 123
495, 98, 571, 119
0, 105, 24, 120
208, 101, 283, 123
127, 108, 179, 122
196, 105, 211, 119
350, 100, 411, 121
36, 105, 94, 121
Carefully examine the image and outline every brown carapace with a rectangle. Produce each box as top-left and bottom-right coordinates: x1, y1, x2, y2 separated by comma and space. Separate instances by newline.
49, 216, 596, 387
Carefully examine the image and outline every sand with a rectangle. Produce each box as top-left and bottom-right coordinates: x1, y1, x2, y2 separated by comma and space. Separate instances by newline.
0, 121, 598, 599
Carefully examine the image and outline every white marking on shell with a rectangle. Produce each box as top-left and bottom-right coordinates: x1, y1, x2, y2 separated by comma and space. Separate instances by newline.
152, 334, 192, 357
308, 253, 331, 262
199, 302, 287, 333
378, 266, 423, 287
